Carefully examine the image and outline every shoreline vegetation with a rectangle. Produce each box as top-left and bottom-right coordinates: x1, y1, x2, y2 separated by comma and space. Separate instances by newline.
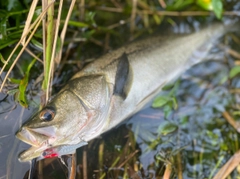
1, 0, 240, 178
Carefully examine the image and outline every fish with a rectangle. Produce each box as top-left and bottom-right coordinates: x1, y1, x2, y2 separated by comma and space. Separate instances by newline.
16, 23, 230, 162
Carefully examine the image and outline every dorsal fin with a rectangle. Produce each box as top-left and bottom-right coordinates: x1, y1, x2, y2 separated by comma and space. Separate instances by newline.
113, 53, 131, 99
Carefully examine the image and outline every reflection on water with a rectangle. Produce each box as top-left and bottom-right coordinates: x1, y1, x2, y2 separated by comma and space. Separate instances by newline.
1, 29, 240, 179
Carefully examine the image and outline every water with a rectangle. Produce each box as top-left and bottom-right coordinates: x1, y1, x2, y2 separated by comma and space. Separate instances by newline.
0, 95, 34, 179
1, 24, 240, 179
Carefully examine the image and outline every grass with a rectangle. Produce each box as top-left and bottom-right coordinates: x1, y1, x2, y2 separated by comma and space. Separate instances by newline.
1, 0, 240, 178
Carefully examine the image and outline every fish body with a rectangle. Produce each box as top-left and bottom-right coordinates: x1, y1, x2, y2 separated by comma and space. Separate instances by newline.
16, 23, 228, 162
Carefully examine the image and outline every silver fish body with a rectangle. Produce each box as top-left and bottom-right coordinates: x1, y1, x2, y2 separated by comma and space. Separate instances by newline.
16, 23, 228, 162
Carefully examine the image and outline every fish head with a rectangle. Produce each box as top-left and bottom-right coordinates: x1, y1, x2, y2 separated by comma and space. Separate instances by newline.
16, 75, 111, 162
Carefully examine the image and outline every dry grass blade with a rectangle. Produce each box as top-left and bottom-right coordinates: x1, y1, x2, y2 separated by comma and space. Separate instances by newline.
25, 48, 43, 63
55, 0, 77, 65
38, 160, 44, 179
152, 10, 240, 16
163, 163, 172, 179
83, 146, 88, 179
1, 19, 42, 92
0, 10, 41, 75
98, 141, 104, 176
118, 150, 139, 168
42, 0, 47, 78
28, 159, 37, 179
0, 1, 55, 92
130, 0, 137, 36
96, 7, 240, 16
56, 31, 79, 75
222, 111, 240, 133
69, 153, 77, 179
110, 0, 122, 8
158, 0, 166, 8
42, 0, 55, 102
176, 151, 183, 179
21, 0, 39, 45
227, 49, 240, 59
96, 6, 123, 13
127, 165, 141, 179
213, 150, 240, 179
79, 0, 85, 20
107, 18, 130, 29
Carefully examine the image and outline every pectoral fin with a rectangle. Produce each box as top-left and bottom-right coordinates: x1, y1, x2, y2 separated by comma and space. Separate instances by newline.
113, 53, 132, 99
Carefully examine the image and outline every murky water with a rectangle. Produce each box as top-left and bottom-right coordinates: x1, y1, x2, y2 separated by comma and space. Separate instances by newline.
0, 94, 34, 179
1, 22, 240, 179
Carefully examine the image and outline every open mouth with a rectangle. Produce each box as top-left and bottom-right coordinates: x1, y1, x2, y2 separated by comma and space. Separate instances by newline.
16, 126, 57, 162
18, 145, 61, 162
16, 126, 88, 162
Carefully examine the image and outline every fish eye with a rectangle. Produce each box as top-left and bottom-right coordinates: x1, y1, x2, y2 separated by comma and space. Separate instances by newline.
39, 107, 55, 122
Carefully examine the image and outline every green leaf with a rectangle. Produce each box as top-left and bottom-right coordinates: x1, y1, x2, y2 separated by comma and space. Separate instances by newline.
33, 7, 42, 21
9, 78, 21, 84
82, 29, 96, 39
7, 0, 23, 11
162, 83, 174, 91
0, 53, 6, 63
31, 38, 43, 51
152, 96, 170, 108
219, 75, 228, 85
164, 105, 172, 118
0, 39, 18, 50
206, 130, 219, 146
85, 11, 96, 25
56, 36, 62, 54
180, 116, 189, 126
229, 66, 240, 78
68, 20, 89, 28
167, 0, 194, 11
233, 111, 240, 116
17, 58, 36, 107
197, 0, 212, 10
7, 29, 23, 38
212, 0, 223, 19
0, 10, 8, 18
18, 77, 28, 107
153, 14, 162, 25
158, 121, 178, 136
0, 16, 8, 40
148, 137, 162, 150
220, 143, 228, 151
171, 97, 178, 110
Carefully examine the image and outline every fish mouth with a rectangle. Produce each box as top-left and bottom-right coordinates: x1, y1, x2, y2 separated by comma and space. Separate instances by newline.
18, 145, 47, 162
16, 126, 56, 146
18, 141, 89, 162
16, 126, 57, 162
